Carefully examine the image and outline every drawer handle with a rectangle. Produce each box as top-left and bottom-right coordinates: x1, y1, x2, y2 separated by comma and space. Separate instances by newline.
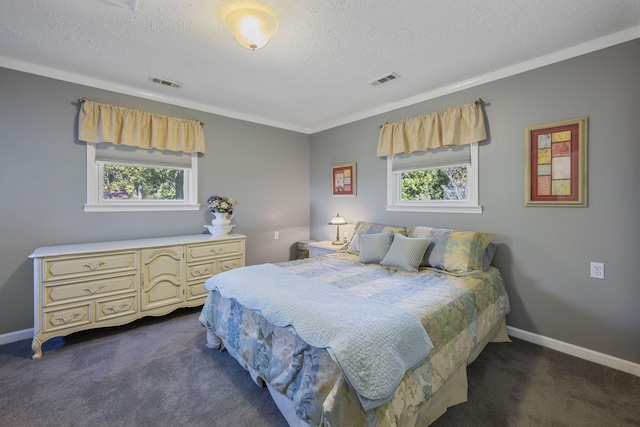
221, 263, 238, 271
192, 268, 210, 277
53, 312, 80, 324
105, 303, 128, 313
209, 248, 222, 254
83, 261, 105, 271
82, 284, 105, 294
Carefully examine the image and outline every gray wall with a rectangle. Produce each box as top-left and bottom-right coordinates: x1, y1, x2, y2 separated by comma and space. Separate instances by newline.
309, 40, 640, 364
0, 67, 310, 334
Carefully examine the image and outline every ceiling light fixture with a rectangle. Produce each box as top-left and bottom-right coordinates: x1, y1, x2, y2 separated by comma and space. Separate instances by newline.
221, 2, 279, 51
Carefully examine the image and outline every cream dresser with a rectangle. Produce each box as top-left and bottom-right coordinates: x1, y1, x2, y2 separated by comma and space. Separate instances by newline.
29, 234, 245, 359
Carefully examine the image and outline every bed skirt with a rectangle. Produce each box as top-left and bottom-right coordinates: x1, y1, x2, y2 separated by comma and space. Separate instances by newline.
205, 317, 509, 427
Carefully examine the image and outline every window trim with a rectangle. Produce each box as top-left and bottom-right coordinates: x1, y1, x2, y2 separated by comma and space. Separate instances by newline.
386, 143, 482, 214
84, 143, 200, 212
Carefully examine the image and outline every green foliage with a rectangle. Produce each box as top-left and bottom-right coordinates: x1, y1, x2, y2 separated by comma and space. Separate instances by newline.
401, 167, 467, 201
103, 164, 184, 200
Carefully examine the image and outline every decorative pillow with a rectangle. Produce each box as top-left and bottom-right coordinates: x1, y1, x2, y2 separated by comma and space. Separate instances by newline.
380, 234, 431, 273
343, 221, 406, 254
358, 231, 394, 264
406, 226, 494, 273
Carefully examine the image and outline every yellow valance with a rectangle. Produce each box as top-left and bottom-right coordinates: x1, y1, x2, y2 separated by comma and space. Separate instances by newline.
78, 100, 205, 154
377, 100, 487, 157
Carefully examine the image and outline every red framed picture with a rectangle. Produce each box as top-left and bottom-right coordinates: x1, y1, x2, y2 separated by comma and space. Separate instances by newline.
525, 117, 587, 206
331, 163, 356, 197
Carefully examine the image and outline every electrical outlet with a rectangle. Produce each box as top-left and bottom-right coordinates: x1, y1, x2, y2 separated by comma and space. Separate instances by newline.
274, 231, 279, 240
590, 262, 605, 279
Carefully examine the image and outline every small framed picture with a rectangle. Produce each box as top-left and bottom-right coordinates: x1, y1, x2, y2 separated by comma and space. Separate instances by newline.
524, 117, 587, 206
331, 163, 356, 197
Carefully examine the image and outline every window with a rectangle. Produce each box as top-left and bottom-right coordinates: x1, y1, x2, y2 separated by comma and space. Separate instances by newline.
85, 143, 199, 212
386, 143, 481, 214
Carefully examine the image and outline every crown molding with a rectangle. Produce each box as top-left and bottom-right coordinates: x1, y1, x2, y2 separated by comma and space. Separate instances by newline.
308, 26, 640, 133
1, 26, 638, 135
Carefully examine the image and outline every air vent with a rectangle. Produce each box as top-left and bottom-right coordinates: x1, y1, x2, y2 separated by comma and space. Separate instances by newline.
148, 76, 183, 89
368, 72, 400, 86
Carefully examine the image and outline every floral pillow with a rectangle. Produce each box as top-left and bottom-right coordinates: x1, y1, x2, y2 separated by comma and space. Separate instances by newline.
343, 221, 406, 255
406, 226, 494, 273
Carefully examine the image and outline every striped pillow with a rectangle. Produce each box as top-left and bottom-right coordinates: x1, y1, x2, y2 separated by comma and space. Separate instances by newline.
381, 234, 431, 273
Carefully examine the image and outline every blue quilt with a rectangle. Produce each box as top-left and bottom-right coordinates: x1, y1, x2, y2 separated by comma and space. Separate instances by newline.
205, 263, 433, 410
200, 252, 510, 426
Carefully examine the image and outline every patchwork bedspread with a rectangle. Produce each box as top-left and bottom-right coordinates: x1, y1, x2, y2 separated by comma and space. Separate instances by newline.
199, 252, 510, 426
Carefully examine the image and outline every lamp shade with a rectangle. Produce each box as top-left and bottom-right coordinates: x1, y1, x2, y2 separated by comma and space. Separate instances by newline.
222, 3, 278, 50
328, 214, 348, 225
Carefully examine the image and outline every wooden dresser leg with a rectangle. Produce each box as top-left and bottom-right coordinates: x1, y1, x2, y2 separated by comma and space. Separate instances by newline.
31, 336, 43, 360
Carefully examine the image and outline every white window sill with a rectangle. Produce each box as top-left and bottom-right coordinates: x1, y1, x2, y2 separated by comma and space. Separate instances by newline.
385, 204, 483, 214
84, 203, 201, 213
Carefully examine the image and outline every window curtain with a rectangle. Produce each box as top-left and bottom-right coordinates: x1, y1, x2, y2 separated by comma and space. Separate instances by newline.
377, 100, 486, 157
78, 100, 205, 154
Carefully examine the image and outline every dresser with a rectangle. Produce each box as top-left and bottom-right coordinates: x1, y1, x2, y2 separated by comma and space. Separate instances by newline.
29, 234, 245, 359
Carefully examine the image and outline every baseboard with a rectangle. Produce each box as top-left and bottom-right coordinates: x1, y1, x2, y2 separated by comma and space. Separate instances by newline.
507, 326, 640, 377
0, 328, 34, 346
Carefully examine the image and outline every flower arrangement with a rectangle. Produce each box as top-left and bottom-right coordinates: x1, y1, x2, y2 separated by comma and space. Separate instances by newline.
207, 195, 238, 215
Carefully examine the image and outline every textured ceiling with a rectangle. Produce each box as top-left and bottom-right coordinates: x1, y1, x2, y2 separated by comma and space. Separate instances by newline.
1, 0, 639, 133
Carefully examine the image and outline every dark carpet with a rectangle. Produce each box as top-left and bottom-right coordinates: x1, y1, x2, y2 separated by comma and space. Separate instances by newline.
1, 308, 638, 427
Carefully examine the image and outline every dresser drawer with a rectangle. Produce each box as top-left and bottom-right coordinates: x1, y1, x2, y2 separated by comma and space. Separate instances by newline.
43, 303, 92, 333
44, 273, 137, 307
96, 295, 137, 321
187, 240, 243, 262
187, 282, 208, 301
187, 261, 217, 281
43, 252, 136, 281
219, 256, 243, 273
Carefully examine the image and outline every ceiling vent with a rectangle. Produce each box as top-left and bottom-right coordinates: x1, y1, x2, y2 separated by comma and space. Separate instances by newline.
368, 72, 400, 86
148, 76, 183, 89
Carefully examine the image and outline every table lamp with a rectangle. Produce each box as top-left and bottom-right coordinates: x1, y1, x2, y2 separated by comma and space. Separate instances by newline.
328, 213, 348, 245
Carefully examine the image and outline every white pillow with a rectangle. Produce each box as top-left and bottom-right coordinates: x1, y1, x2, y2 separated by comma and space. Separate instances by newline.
381, 234, 431, 273
358, 231, 393, 264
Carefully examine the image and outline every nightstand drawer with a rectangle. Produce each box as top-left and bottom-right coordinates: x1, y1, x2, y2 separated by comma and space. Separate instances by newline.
43, 252, 136, 281
308, 241, 341, 258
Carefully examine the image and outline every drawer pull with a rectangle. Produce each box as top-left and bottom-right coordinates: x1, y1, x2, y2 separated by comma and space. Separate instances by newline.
53, 312, 80, 324
83, 261, 105, 271
192, 268, 211, 277
209, 248, 222, 254
105, 303, 128, 313
82, 284, 105, 294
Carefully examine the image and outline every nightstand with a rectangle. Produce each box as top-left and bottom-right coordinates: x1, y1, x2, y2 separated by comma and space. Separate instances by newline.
308, 240, 342, 258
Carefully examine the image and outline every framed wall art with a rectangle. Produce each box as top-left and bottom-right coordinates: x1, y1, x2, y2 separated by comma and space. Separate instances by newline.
524, 117, 588, 206
331, 163, 356, 197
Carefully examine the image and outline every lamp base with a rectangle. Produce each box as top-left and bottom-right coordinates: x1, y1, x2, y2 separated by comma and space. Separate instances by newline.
332, 240, 343, 246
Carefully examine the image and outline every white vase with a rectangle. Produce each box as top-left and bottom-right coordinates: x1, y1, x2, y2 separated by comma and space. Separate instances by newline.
205, 224, 235, 236
211, 211, 232, 226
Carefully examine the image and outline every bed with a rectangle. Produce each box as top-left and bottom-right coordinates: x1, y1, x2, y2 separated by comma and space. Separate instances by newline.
199, 222, 510, 426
